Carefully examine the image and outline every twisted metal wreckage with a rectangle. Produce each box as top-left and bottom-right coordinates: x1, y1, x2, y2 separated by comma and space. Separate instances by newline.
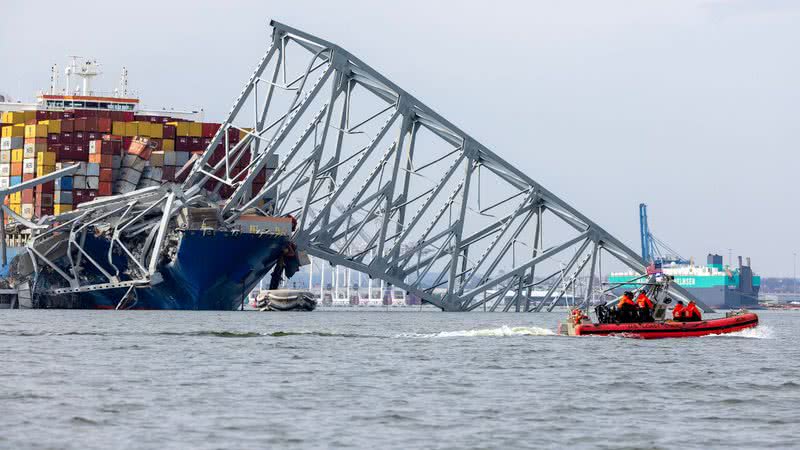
1, 21, 705, 311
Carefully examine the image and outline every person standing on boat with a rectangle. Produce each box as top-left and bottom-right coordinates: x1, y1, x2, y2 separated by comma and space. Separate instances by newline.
672, 300, 685, 321
635, 291, 655, 322
616, 291, 637, 323
683, 301, 702, 322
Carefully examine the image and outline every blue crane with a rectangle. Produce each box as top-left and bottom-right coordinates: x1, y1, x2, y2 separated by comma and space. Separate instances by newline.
639, 203, 690, 265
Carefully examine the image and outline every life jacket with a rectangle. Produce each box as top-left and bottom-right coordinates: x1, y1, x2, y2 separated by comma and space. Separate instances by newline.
685, 303, 701, 319
636, 293, 654, 309
672, 304, 685, 319
617, 295, 635, 309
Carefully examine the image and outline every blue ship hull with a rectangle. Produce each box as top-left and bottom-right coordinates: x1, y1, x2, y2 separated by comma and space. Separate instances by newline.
34, 230, 291, 310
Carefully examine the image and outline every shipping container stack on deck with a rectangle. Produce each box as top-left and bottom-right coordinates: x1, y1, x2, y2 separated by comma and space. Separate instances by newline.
0, 108, 276, 228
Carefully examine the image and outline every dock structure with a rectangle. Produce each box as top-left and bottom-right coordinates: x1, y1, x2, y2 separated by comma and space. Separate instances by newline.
3, 21, 703, 311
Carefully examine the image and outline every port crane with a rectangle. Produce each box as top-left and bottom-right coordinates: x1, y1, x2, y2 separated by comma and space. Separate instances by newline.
639, 203, 690, 265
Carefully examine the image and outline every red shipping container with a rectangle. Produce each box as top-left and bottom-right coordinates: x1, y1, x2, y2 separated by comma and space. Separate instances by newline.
97, 117, 111, 133
121, 112, 134, 121
101, 134, 122, 142
60, 119, 74, 133
227, 127, 239, 143
57, 145, 72, 159
74, 132, 88, 144
123, 137, 133, 149
35, 181, 55, 195
36, 110, 49, 121
22, 173, 35, 182
10, 163, 22, 177
202, 123, 221, 138
35, 205, 54, 217
189, 137, 203, 151
62, 111, 74, 119
74, 118, 86, 132
97, 111, 111, 119
176, 136, 190, 151
254, 168, 267, 182
60, 132, 74, 144
21, 189, 34, 203
127, 138, 152, 160
48, 134, 61, 145
98, 182, 113, 196
99, 168, 114, 181
163, 125, 176, 140
87, 132, 101, 141
162, 166, 176, 181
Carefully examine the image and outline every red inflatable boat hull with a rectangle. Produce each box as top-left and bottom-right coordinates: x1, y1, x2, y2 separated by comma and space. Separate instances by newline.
573, 313, 759, 339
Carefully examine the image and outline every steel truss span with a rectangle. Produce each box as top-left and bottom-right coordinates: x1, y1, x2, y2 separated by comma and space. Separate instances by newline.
184, 20, 705, 312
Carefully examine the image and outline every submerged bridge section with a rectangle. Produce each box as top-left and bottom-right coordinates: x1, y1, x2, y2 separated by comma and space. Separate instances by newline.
183, 21, 703, 312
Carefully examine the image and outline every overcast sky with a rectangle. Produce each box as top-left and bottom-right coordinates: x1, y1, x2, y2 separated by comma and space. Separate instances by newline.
1, 1, 798, 276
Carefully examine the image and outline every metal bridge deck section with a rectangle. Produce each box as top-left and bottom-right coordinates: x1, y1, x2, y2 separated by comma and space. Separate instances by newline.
184, 20, 703, 312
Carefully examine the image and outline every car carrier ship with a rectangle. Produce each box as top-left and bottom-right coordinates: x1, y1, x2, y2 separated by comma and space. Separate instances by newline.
0, 58, 301, 310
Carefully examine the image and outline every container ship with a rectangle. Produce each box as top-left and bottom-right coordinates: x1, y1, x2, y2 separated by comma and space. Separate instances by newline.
0, 58, 299, 310
608, 254, 761, 309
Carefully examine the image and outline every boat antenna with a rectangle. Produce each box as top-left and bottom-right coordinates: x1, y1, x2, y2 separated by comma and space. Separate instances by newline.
120, 66, 128, 97
49, 64, 59, 95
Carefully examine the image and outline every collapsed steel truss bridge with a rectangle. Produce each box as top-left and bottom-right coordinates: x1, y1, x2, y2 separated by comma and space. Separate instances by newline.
183, 21, 702, 312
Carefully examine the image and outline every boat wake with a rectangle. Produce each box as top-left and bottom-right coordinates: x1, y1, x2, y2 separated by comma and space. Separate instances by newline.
403, 325, 556, 338
704, 325, 773, 339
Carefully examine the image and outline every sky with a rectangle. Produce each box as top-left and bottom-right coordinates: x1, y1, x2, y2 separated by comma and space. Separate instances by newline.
1, 0, 798, 276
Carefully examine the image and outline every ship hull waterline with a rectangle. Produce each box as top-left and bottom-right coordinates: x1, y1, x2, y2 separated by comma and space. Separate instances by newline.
25, 230, 292, 310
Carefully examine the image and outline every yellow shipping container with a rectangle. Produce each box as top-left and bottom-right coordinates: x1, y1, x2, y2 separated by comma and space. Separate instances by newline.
24, 111, 36, 123
36, 165, 55, 177
149, 123, 163, 139
112, 121, 127, 136
169, 121, 191, 137
162, 139, 175, 151
36, 151, 57, 166
188, 122, 202, 137
2, 124, 25, 138
239, 128, 252, 141
10, 192, 21, 204
4, 112, 27, 125
125, 122, 139, 137
11, 204, 21, 215
138, 122, 150, 137
54, 204, 73, 215
25, 124, 48, 138
39, 119, 62, 134
11, 149, 24, 162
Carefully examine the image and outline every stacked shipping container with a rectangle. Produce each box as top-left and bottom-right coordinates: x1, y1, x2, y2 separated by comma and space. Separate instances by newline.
0, 108, 274, 223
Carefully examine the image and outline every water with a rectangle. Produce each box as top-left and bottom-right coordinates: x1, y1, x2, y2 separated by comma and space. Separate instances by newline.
0, 309, 797, 450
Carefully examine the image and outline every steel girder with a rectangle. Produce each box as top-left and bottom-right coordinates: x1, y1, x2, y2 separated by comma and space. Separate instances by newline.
182, 20, 705, 312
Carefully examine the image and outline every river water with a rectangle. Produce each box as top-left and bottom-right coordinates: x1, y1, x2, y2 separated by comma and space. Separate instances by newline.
0, 309, 796, 449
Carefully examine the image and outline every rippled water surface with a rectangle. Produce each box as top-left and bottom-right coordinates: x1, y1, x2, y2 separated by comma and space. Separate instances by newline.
0, 309, 797, 449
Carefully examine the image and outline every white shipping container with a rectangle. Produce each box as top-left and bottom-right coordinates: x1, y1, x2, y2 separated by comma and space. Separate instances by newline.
0, 163, 10, 177
23, 144, 37, 158
0, 177, 9, 189
21, 204, 34, 219
73, 175, 87, 189
114, 180, 137, 195
22, 159, 36, 175
0, 150, 10, 163
86, 176, 99, 190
